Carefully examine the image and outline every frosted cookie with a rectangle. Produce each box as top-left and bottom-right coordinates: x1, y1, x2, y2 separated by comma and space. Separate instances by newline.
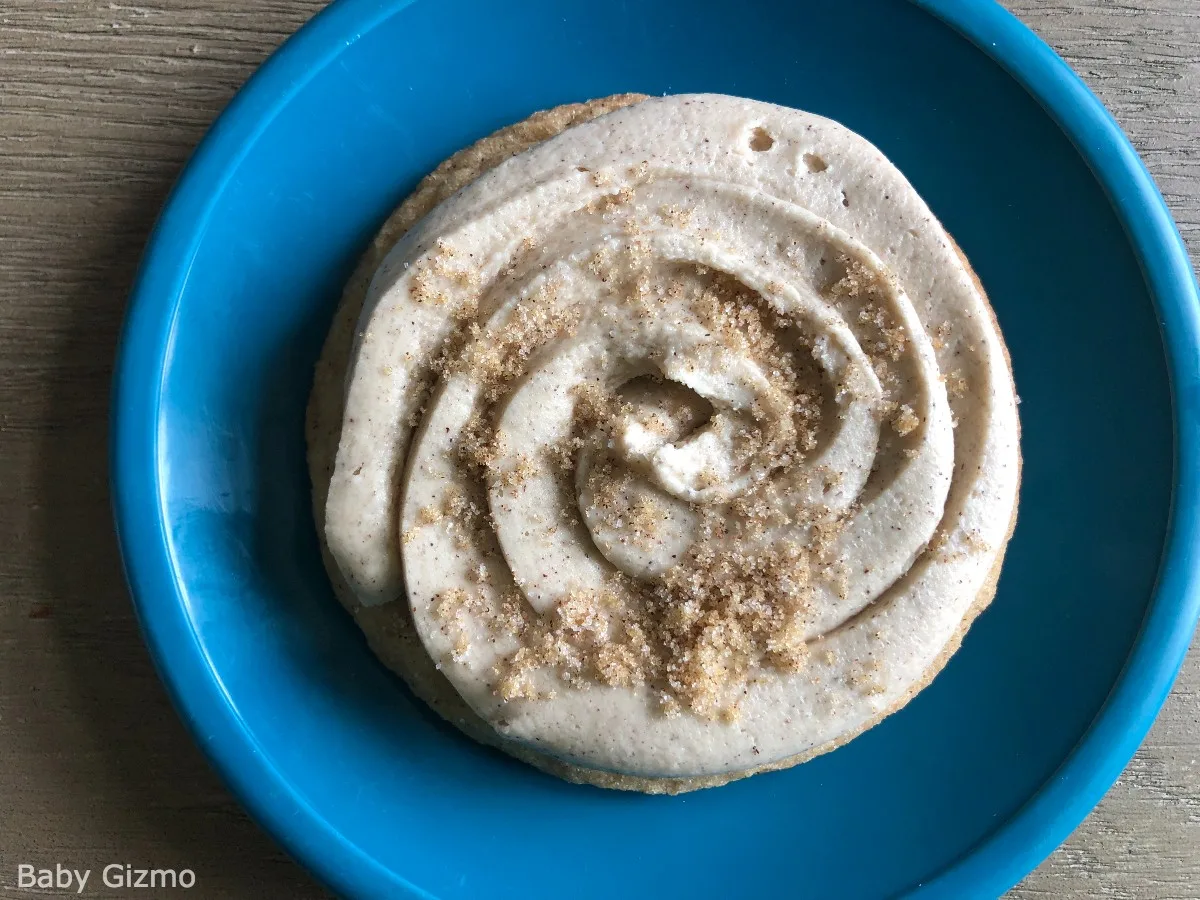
308, 94, 1020, 793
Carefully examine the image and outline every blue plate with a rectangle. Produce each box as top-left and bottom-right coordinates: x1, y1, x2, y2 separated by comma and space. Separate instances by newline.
111, 0, 1200, 896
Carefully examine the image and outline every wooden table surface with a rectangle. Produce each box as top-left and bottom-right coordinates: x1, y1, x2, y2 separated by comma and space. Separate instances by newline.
1, 1, 1196, 897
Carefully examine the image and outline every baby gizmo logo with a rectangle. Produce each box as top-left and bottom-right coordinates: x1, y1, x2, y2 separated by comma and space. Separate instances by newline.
17, 863, 196, 892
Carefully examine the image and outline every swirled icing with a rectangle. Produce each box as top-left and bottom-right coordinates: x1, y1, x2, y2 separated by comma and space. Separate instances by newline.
324, 95, 1019, 777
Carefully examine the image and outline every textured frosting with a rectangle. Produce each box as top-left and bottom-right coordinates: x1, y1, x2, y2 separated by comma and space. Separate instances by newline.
324, 94, 1020, 778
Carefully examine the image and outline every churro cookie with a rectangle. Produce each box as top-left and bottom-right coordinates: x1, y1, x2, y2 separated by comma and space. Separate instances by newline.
308, 93, 1020, 792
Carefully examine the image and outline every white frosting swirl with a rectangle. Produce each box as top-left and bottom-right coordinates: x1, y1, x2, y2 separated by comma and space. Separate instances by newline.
325, 95, 1019, 778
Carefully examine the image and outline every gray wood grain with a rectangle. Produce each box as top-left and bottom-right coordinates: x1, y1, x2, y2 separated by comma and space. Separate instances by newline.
1002, 3, 1200, 897
0, 1, 1194, 897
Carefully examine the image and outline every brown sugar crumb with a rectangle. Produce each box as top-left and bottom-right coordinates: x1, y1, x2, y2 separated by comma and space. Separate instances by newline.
892, 404, 920, 436
492, 455, 537, 494
964, 528, 989, 552
432, 587, 480, 662
626, 495, 667, 549
544, 435, 584, 475
858, 302, 887, 330
730, 485, 793, 539
880, 325, 909, 361
554, 589, 608, 638
448, 267, 481, 291
434, 587, 469, 622
594, 643, 645, 688
486, 586, 645, 701
455, 282, 580, 404
944, 370, 968, 398
658, 204, 693, 227
452, 294, 482, 326
871, 357, 893, 391
932, 322, 953, 351
590, 186, 635, 213
824, 254, 877, 300
409, 265, 448, 305
793, 390, 821, 452
587, 248, 613, 280
927, 528, 951, 554
809, 513, 847, 566
684, 278, 803, 455
493, 589, 531, 637
401, 503, 444, 544
651, 538, 815, 718
719, 704, 742, 725
817, 466, 843, 495
454, 413, 504, 476
845, 657, 886, 696
585, 462, 657, 543
622, 213, 646, 236
438, 482, 493, 550
495, 646, 542, 700
410, 239, 483, 300
417, 504, 443, 526
571, 381, 625, 434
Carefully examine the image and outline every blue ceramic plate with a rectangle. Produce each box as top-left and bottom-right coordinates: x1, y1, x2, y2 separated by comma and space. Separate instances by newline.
112, 0, 1200, 897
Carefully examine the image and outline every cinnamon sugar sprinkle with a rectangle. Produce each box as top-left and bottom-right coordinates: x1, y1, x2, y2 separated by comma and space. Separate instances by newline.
409, 208, 954, 723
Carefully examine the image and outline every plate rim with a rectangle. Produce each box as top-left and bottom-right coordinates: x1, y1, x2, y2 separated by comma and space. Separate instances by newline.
110, 0, 1200, 897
